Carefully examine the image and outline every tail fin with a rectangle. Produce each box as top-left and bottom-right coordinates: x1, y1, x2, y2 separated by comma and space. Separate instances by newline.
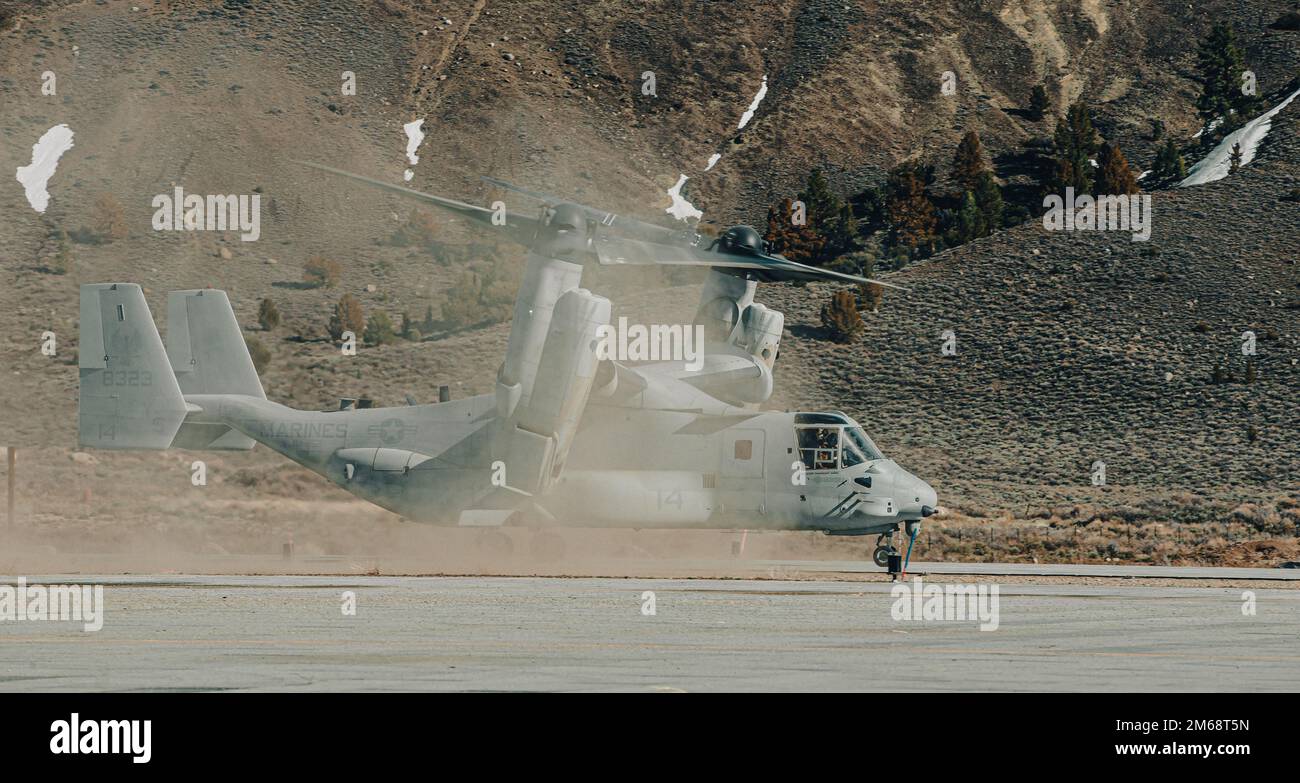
164, 289, 263, 450
78, 284, 188, 449
166, 289, 266, 398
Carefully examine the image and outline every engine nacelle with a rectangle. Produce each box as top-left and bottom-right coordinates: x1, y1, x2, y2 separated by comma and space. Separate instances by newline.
500, 251, 585, 406
496, 287, 610, 494
740, 302, 783, 370
694, 270, 756, 343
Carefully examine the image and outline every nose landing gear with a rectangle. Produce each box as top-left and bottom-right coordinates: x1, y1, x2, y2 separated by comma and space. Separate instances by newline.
872, 532, 898, 569
873, 523, 921, 580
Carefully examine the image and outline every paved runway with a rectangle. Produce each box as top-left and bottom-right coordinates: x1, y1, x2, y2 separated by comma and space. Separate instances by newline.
2, 575, 1298, 691
640, 559, 1300, 580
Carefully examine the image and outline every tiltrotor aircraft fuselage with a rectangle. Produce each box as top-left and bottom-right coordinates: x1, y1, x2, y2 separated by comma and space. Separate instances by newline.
78, 164, 936, 565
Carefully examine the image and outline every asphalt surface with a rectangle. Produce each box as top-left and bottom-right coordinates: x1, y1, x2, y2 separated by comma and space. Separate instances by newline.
2, 574, 1298, 691
646, 560, 1300, 580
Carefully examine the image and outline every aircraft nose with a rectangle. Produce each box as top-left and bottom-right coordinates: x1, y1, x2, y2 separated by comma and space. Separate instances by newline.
918, 479, 938, 516
899, 470, 938, 516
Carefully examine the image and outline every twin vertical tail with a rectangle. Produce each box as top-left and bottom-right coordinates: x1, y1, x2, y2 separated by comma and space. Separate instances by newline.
78, 284, 188, 449
77, 284, 264, 450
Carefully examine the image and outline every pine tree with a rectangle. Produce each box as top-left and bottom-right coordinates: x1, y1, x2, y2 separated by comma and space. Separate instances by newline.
1152, 139, 1187, 182
825, 202, 857, 260
885, 161, 939, 256
763, 170, 858, 265
765, 198, 824, 264
973, 171, 1004, 233
951, 190, 985, 245
1195, 24, 1258, 134
421, 304, 437, 334
952, 130, 988, 192
364, 311, 397, 345
1096, 143, 1140, 196
328, 294, 364, 341
1028, 84, 1050, 121
1229, 142, 1243, 173
801, 170, 839, 228
1047, 100, 1100, 195
799, 169, 857, 262
848, 186, 888, 240
439, 270, 484, 331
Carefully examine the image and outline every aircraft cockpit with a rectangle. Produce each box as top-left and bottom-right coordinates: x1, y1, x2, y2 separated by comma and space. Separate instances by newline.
794, 412, 885, 472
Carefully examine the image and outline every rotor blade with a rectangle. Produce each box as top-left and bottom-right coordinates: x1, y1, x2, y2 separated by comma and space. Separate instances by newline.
806, 267, 909, 292
480, 176, 566, 206
760, 254, 911, 291
481, 175, 689, 245
594, 234, 771, 271
593, 234, 909, 290
296, 161, 539, 245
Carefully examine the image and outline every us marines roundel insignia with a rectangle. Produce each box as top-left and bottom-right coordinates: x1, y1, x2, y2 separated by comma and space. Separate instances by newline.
372, 418, 415, 445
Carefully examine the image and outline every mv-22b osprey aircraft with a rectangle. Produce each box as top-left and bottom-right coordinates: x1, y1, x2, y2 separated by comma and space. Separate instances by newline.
78, 162, 937, 567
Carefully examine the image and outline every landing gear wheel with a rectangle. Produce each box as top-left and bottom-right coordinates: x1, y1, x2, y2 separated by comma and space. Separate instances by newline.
872, 545, 892, 568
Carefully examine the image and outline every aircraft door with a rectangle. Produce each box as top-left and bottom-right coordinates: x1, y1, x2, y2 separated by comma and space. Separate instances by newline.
719, 428, 765, 514
796, 425, 847, 518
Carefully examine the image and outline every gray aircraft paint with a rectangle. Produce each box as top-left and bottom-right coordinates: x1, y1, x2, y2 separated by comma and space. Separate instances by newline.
77, 173, 935, 547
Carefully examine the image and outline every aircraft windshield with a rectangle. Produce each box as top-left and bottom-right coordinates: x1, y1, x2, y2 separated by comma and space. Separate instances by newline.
796, 424, 885, 471
846, 427, 885, 461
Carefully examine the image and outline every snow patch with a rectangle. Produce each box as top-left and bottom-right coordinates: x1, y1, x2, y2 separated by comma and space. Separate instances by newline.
16, 124, 75, 214
1192, 117, 1222, 139
665, 174, 702, 222
737, 75, 768, 131
662, 75, 767, 221
1180, 85, 1300, 187
403, 118, 425, 181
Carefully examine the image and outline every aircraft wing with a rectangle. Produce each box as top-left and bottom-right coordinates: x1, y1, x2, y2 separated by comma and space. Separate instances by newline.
671, 413, 763, 435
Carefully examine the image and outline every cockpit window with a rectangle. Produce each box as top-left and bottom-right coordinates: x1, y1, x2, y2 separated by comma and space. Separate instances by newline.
841, 440, 865, 468
846, 427, 885, 461
796, 425, 883, 471
797, 426, 840, 471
